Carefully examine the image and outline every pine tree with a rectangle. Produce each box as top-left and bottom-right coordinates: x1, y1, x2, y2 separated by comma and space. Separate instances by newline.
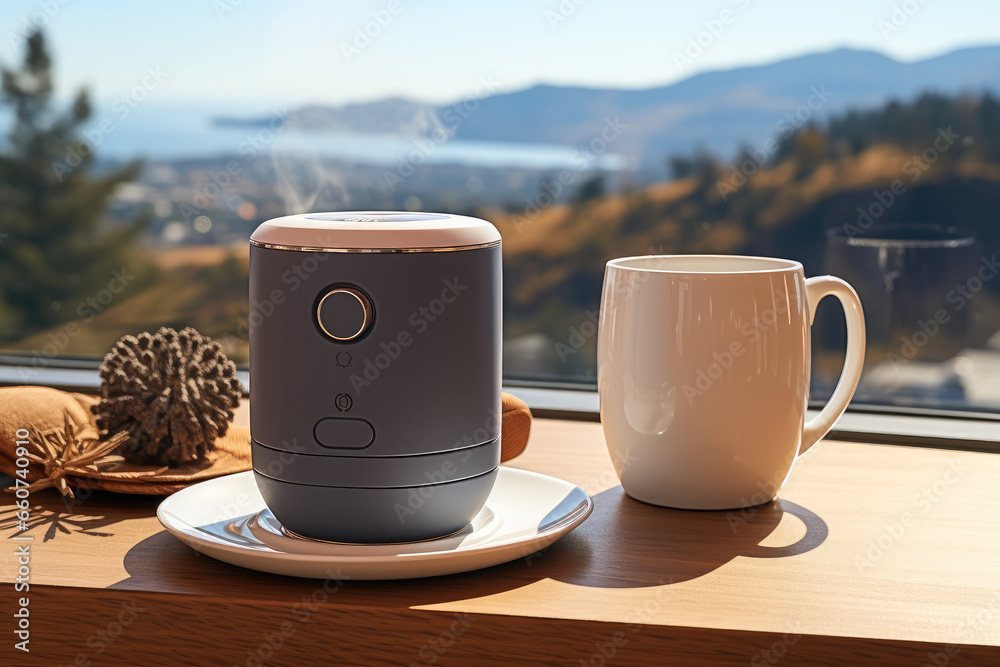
0, 31, 148, 339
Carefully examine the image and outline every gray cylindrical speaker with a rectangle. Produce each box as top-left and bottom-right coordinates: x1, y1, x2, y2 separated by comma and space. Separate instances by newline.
249, 212, 502, 543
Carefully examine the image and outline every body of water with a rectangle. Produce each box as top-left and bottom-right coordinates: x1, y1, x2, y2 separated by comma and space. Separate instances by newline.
60, 101, 627, 171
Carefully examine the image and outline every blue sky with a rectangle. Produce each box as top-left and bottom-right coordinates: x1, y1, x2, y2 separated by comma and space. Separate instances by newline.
1, 0, 998, 107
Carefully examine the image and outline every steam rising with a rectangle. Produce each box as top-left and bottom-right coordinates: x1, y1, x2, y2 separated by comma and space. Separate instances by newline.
268, 104, 450, 214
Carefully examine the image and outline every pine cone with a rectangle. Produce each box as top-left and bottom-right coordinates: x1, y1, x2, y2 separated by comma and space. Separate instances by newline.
91, 327, 243, 466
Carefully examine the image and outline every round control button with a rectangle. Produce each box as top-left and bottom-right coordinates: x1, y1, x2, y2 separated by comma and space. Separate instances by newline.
316, 287, 373, 341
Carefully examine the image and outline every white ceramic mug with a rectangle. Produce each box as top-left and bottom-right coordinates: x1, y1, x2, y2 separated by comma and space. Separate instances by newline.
597, 255, 865, 509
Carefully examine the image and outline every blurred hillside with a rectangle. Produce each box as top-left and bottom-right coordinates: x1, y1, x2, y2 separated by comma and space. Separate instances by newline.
492, 93, 1000, 388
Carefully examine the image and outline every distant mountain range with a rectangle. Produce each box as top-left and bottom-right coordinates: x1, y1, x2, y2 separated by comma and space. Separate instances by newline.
214, 46, 1000, 168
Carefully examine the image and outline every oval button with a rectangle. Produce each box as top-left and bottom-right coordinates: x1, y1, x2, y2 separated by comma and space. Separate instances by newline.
314, 417, 375, 449
316, 287, 374, 341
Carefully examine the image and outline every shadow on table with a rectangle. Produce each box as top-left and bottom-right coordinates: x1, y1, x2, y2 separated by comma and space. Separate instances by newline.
108, 525, 594, 605
0, 494, 157, 542
108, 484, 826, 601
507, 485, 829, 588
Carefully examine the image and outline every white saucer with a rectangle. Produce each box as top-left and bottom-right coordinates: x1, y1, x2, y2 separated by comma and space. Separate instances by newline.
156, 467, 593, 580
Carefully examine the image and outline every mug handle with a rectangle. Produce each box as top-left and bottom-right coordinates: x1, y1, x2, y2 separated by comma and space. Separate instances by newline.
800, 276, 866, 454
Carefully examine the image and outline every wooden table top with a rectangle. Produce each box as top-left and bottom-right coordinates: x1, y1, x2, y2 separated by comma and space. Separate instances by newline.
2, 405, 999, 666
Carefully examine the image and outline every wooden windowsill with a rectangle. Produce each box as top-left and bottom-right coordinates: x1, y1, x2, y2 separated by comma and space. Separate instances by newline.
2, 404, 999, 665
